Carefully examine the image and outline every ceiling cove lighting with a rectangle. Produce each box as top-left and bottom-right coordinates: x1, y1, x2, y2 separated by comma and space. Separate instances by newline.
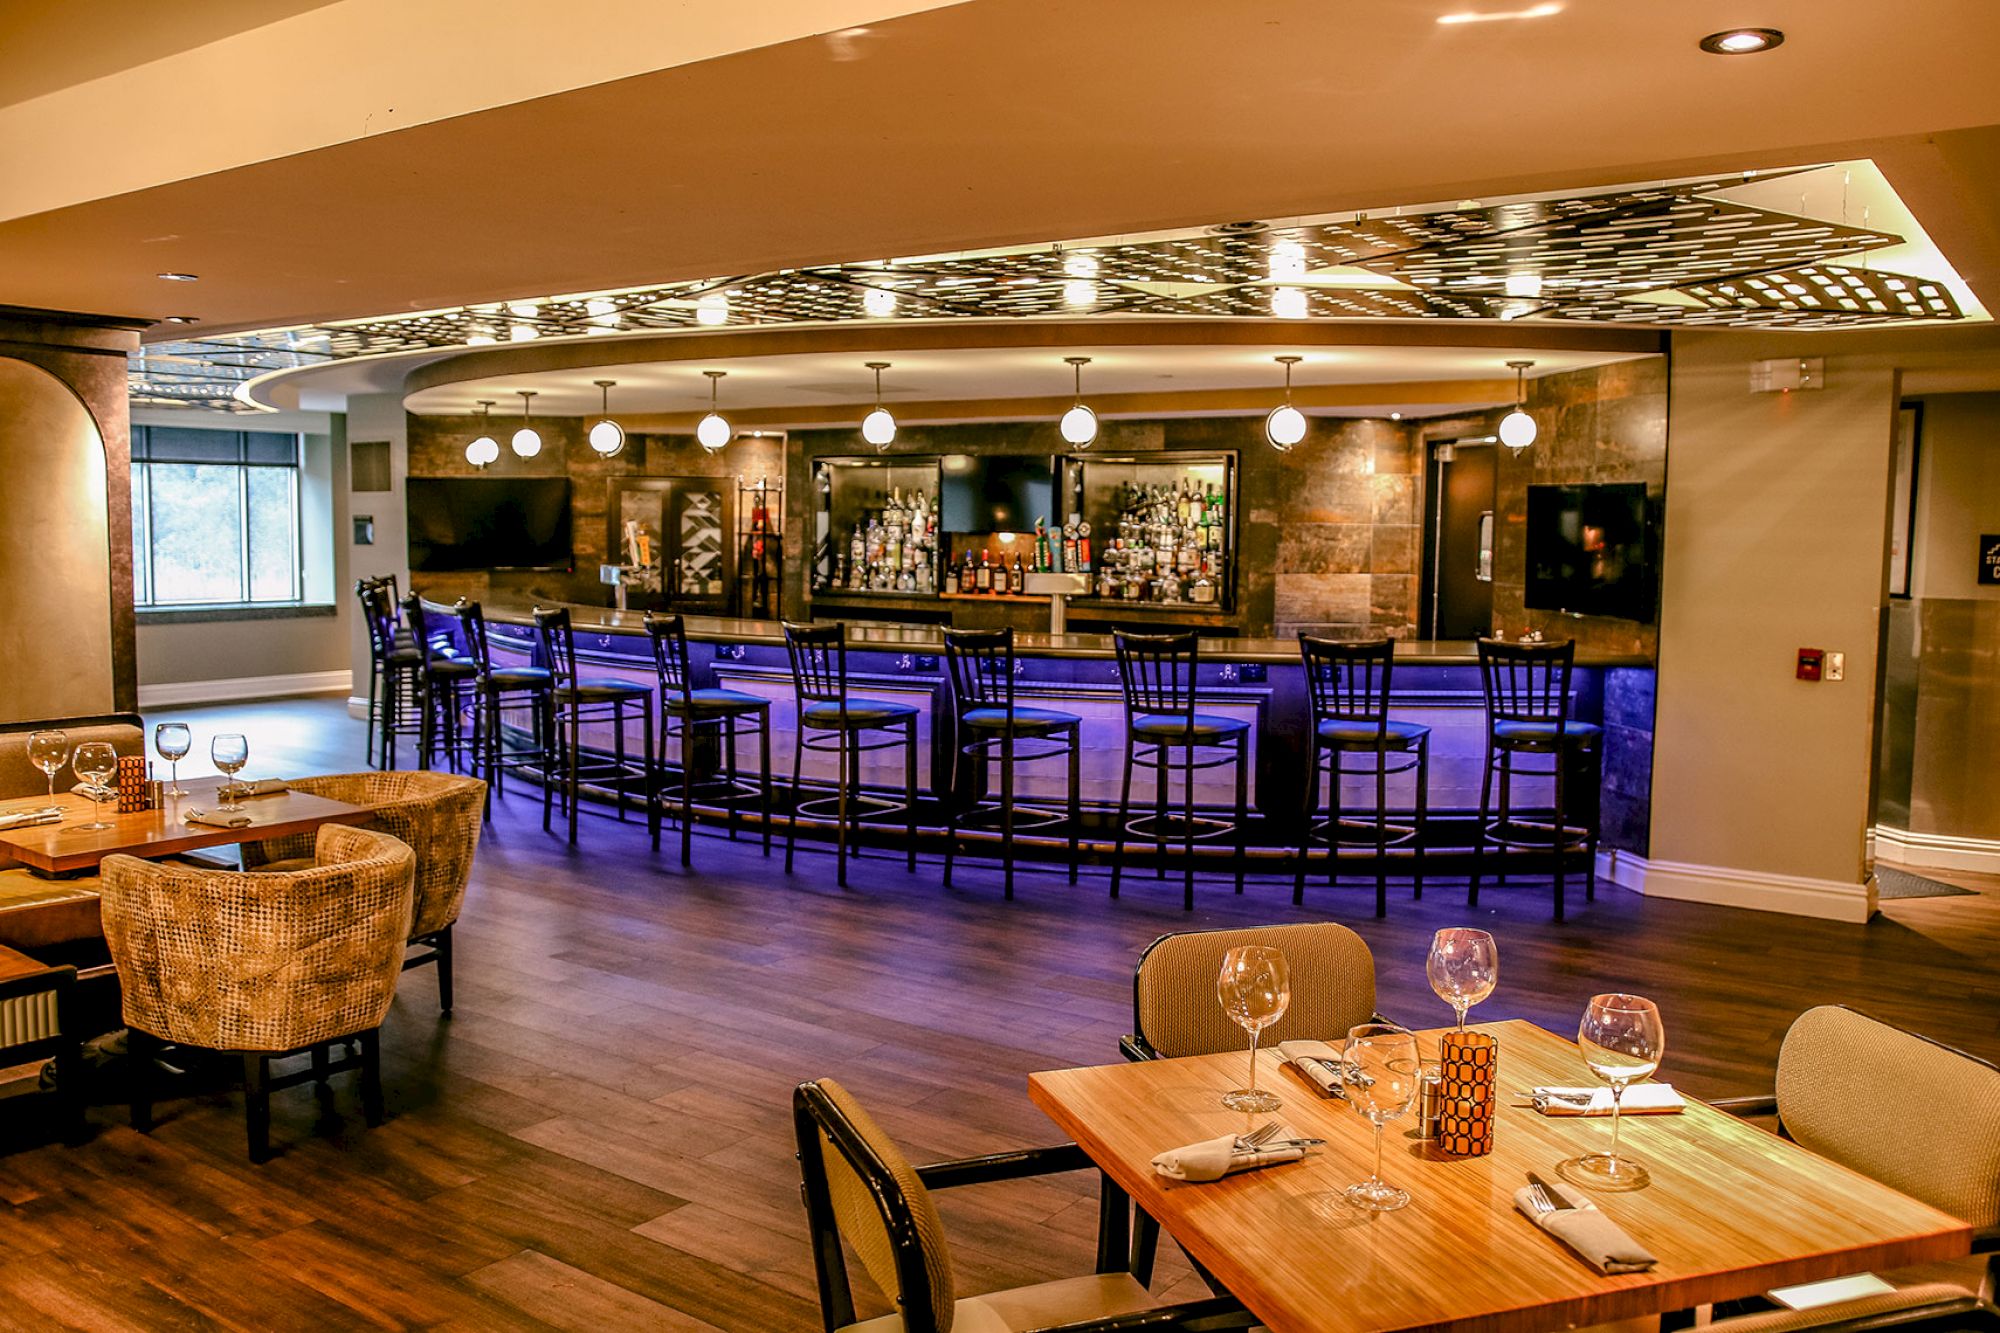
1498, 360, 1537, 454
1268, 239, 1308, 281
861, 362, 896, 450
156, 272, 199, 282
696, 293, 730, 326
862, 286, 897, 317
1436, 3, 1560, 24
465, 401, 500, 468
1059, 356, 1099, 447
585, 299, 620, 328
1271, 286, 1308, 319
1265, 356, 1307, 452
588, 380, 625, 457
511, 391, 543, 458
1699, 27, 1783, 54
509, 323, 539, 342
696, 370, 732, 451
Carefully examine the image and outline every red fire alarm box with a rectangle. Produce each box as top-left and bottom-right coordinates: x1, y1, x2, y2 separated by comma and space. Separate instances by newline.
1796, 648, 1824, 681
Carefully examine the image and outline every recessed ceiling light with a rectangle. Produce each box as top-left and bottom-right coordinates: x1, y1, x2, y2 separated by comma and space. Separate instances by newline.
162, 315, 199, 324
1437, 3, 1560, 25
1699, 27, 1783, 54
157, 272, 199, 282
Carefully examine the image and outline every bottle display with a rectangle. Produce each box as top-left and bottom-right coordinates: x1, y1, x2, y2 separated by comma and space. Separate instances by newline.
819, 479, 940, 594
1089, 475, 1231, 605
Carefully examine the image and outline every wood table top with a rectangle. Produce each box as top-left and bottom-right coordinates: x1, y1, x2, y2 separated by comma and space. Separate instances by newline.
0, 779, 368, 876
1028, 1019, 1971, 1333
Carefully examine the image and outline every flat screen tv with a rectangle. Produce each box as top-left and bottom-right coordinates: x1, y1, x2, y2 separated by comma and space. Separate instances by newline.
407, 477, 573, 572
1524, 483, 1654, 621
939, 454, 1055, 533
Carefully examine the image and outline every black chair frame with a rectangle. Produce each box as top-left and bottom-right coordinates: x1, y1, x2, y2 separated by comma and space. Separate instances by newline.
359, 579, 423, 771
129, 1025, 384, 1164
404, 595, 481, 775
0, 963, 82, 1144
644, 612, 774, 866
451, 597, 553, 814
533, 607, 658, 847
782, 622, 918, 889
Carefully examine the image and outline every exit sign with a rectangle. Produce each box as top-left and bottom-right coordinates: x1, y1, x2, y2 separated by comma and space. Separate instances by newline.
1981, 535, 2000, 586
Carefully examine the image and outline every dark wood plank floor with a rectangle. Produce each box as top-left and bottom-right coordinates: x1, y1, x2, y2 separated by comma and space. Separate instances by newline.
0, 694, 1987, 1329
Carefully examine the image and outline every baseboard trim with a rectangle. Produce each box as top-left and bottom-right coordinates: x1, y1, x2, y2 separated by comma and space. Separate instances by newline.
1635, 858, 1875, 923
1872, 825, 2000, 875
1593, 849, 1651, 895
138, 669, 353, 708
347, 694, 371, 720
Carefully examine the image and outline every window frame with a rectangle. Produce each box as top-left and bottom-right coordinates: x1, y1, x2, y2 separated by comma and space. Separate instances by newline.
131, 426, 306, 609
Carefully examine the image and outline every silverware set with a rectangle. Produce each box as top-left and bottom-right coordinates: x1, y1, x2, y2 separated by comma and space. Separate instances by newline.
1234, 1122, 1325, 1154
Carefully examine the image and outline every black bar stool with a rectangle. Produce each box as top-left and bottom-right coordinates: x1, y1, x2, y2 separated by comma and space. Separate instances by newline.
1295, 635, 1431, 918
1110, 630, 1249, 910
1468, 637, 1602, 922
359, 579, 423, 770
644, 612, 774, 866
452, 598, 554, 812
781, 621, 918, 888
402, 595, 481, 773
940, 627, 1082, 900
532, 607, 658, 847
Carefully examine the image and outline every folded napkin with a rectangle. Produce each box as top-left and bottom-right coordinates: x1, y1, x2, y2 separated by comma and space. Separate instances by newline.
1534, 1084, 1685, 1116
182, 808, 252, 829
1278, 1040, 1348, 1098
69, 783, 116, 801
0, 808, 61, 831
1152, 1125, 1307, 1183
1515, 1180, 1658, 1274
236, 779, 289, 798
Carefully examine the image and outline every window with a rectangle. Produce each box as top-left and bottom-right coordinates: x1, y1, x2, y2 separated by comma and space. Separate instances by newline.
132, 426, 303, 606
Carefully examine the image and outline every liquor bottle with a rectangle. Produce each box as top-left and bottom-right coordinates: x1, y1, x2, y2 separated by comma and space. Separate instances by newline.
1061, 521, 1078, 574
1012, 552, 1026, 590
1076, 520, 1092, 573
1034, 518, 1051, 573
959, 550, 977, 594
976, 550, 993, 594
1100, 563, 1121, 600
1190, 558, 1216, 605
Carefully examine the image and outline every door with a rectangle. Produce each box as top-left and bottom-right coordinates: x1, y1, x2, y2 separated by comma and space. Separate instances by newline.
605, 478, 736, 615
1423, 441, 1496, 640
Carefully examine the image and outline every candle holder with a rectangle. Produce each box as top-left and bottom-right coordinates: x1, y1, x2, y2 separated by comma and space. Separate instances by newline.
1437, 1031, 1498, 1157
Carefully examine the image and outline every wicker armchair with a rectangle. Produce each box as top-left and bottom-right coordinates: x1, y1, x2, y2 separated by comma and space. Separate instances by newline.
239, 770, 483, 1014
100, 823, 416, 1162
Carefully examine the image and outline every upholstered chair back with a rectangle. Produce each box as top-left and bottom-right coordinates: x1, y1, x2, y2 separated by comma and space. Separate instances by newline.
0, 716, 143, 801
1132, 921, 1376, 1059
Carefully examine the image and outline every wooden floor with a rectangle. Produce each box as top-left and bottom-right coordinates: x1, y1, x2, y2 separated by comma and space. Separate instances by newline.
0, 694, 1992, 1330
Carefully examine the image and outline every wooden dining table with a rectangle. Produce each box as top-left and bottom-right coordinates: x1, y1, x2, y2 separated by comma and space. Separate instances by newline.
1028, 1019, 1972, 1333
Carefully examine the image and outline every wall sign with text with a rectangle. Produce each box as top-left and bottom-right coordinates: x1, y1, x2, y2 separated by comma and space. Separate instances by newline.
1981, 534, 2000, 586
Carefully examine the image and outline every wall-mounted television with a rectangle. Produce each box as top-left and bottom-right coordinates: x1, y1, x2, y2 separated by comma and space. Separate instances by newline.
407, 477, 573, 572
939, 454, 1055, 533
1524, 483, 1654, 622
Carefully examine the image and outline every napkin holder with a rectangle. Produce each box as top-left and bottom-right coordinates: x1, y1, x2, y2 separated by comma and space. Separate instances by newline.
1438, 1031, 1497, 1157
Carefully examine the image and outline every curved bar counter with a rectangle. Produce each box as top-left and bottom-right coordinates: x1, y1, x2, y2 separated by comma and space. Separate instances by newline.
459, 601, 1655, 888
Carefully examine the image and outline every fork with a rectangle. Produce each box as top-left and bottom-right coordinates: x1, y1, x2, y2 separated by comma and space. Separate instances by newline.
1237, 1122, 1284, 1152
1524, 1182, 1558, 1217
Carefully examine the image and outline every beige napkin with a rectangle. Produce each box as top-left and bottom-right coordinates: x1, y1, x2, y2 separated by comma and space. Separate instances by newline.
1277, 1040, 1348, 1098
1534, 1084, 1685, 1116
1153, 1125, 1307, 1183
69, 783, 116, 801
183, 808, 252, 829
0, 808, 61, 831
238, 779, 289, 798
1515, 1180, 1658, 1273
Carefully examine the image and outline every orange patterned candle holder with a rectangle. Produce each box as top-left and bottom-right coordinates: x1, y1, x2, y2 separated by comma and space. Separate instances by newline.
1437, 1031, 1497, 1157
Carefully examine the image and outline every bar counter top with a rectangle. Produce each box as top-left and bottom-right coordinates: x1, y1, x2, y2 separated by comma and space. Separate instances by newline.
478, 601, 1653, 668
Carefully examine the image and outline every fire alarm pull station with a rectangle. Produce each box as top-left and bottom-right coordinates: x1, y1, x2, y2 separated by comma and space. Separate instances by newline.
1796, 648, 1824, 682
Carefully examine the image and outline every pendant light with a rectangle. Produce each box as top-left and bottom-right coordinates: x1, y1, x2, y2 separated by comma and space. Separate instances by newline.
861, 362, 896, 450
465, 401, 500, 468
1498, 360, 1537, 454
1059, 356, 1098, 447
696, 370, 732, 452
588, 380, 625, 457
1266, 355, 1307, 451
511, 390, 542, 458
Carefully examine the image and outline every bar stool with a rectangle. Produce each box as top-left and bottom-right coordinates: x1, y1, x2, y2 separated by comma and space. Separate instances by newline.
1295, 635, 1430, 919
1468, 637, 1602, 922
940, 627, 1082, 900
1110, 630, 1249, 910
360, 579, 424, 770
643, 612, 774, 866
781, 621, 918, 889
452, 598, 553, 810
532, 607, 658, 847
402, 595, 481, 773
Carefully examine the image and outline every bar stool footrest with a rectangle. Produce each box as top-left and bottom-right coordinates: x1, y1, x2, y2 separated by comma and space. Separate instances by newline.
1124, 812, 1235, 842
956, 802, 1067, 834
794, 791, 909, 821
1483, 817, 1593, 851
1306, 816, 1421, 850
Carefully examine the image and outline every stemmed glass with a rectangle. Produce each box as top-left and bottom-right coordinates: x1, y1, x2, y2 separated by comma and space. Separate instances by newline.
154, 723, 192, 797
1561, 993, 1665, 1192
26, 730, 70, 815
70, 742, 118, 831
1344, 1023, 1421, 1212
1216, 945, 1291, 1113
1427, 927, 1498, 1030
212, 734, 250, 811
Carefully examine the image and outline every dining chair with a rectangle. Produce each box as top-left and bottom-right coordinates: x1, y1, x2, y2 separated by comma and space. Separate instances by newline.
793, 1077, 1253, 1333
643, 611, 774, 867
1708, 1005, 2000, 1327
782, 621, 919, 889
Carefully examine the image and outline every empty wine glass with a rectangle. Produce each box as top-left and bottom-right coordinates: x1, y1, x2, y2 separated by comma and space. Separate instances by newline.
70, 742, 118, 831
1344, 1022, 1421, 1212
1216, 945, 1291, 1113
1428, 927, 1498, 1030
1561, 993, 1665, 1192
154, 722, 192, 797
26, 730, 70, 814
212, 734, 249, 811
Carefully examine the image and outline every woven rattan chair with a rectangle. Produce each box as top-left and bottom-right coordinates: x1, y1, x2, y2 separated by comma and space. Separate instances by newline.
794, 1078, 1251, 1333
102, 824, 416, 1162
1707, 1006, 2000, 1328
239, 771, 484, 1015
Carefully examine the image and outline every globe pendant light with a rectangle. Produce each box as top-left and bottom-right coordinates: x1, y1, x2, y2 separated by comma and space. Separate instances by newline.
861, 361, 896, 450
1266, 355, 1307, 451
696, 370, 732, 452
588, 380, 625, 457
1059, 356, 1098, 447
511, 390, 542, 458
1498, 360, 1537, 454
465, 400, 500, 468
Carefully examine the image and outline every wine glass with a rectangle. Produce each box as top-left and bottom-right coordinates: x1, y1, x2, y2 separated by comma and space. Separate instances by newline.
1561, 993, 1665, 1192
26, 730, 70, 814
1427, 927, 1498, 1031
1216, 945, 1291, 1113
1344, 1023, 1421, 1212
154, 722, 192, 797
212, 734, 249, 811
70, 742, 118, 831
